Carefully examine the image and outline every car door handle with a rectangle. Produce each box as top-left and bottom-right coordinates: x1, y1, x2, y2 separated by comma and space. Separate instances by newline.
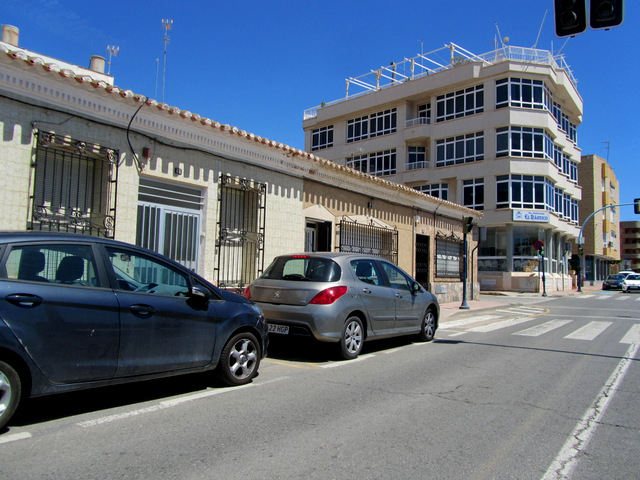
130, 304, 156, 315
362, 288, 372, 294
6, 294, 43, 308
395, 293, 403, 298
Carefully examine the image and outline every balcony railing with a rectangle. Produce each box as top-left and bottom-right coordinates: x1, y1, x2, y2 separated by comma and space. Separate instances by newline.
406, 117, 431, 128
304, 43, 577, 119
406, 161, 429, 171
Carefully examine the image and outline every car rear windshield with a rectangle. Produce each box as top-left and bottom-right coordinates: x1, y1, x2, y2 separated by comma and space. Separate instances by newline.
261, 256, 341, 282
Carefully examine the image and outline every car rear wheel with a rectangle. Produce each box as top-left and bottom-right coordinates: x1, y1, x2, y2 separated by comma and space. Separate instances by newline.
418, 308, 437, 342
217, 332, 261, 386
339, 316, 364, 360
0, 361, 21, 431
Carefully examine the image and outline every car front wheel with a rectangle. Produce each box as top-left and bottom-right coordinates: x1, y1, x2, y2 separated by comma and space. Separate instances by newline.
418, 308, 437, 342
0, 361, 21, 431
217, 332, 261, 386
339, 316, 364, 360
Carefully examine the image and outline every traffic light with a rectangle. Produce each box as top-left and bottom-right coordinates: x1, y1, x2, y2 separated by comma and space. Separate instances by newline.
463, 216, 473, 234
635, 198, 640, 214
554, 0, 587, 37
590, 0, 624, 29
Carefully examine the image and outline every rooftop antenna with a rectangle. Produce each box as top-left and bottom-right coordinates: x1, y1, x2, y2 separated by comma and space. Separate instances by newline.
154, 58, 159, 100
161, 18, 173, 103
106, 45, 119, 75
495, 23, 507, 48
533, 9, 548, 48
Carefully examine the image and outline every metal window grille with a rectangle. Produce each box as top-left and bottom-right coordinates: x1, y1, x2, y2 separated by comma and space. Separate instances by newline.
29, 131, 118, 238
338, 219, 398, 263
215, 175, 265, 291
436, 239, 462, 278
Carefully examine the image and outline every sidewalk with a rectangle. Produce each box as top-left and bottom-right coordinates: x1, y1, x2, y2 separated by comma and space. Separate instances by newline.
438, 284, 603, 321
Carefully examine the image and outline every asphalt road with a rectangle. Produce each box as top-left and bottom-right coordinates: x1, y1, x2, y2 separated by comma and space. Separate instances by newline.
1, 291, 639, 479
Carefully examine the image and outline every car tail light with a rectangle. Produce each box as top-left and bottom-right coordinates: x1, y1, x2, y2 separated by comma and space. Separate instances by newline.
243, 286, 252, 299
309, 286, 348, 305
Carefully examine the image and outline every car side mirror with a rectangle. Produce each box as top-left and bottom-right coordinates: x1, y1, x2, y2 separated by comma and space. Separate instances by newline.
411, 282, 421, 294
190, 285, 211, 302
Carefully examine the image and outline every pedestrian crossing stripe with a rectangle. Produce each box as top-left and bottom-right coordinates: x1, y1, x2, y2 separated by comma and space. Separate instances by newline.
564, 321, 613, 341
442, 317, 640, 344
467, 317, 535, 333
514, 319, 572, 337
620, 324, 640, 344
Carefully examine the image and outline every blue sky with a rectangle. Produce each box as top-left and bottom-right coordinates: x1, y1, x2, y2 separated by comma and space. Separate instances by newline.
1, 0, 638, 220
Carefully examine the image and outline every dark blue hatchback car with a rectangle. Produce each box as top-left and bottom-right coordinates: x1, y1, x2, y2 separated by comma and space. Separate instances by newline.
0, 232, 268, 430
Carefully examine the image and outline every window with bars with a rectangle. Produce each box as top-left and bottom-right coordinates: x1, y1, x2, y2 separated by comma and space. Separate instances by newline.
338, 219, 398, 263
215, 175, 266, 290
436, 239, 462, 278
29, 131, 118, 238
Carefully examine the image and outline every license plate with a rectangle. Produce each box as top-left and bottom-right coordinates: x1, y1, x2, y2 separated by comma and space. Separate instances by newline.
268, 324, 289, 335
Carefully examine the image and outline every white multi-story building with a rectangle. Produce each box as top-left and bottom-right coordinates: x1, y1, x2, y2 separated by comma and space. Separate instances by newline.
303, 43, 582, 292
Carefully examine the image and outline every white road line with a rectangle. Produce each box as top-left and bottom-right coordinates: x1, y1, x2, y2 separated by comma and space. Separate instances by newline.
320, 353, 376, 368
468, 317, 536, 333
579, 295, 595, 299
441, 315, 502, 329
497, 308, 544, 316
564, 321, 613, 341
77, 377, 289, 428
616, 296, 630, 301
542, 339, 640, 480
513, 320, 572, 337
0, 432, 32, 445
620, 324, 640, 345
595, 295, 609, 300
161, 384, 253, 407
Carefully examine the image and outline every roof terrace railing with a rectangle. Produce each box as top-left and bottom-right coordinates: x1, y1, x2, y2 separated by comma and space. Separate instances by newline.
303, 43, 577, 120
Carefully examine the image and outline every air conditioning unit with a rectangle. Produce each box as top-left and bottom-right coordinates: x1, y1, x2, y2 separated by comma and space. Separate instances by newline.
608, 241, 615, 248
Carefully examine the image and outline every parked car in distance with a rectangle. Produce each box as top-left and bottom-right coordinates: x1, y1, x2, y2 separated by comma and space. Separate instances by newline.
0, 232, 268, 431
602, 274, 625, 290
621, 274, 640, 293
618, 271, 636, 278
244, 253, 439, 360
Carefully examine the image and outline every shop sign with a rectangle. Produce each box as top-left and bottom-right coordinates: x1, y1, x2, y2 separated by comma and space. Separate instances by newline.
512, 210, 550, 223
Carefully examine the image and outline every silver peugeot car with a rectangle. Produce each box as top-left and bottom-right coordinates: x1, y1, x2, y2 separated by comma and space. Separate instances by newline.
244, 253, 439, 359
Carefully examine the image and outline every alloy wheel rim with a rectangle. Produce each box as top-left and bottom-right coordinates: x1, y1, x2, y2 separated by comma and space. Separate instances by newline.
0, 371, 11, 415
229, 339, 257, 380
345, 321, 363, 354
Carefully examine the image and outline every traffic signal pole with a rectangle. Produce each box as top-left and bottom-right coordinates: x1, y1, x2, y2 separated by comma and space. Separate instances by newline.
577, 202, 636, 292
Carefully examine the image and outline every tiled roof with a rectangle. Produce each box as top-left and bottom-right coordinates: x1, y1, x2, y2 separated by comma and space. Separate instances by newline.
0, 41, 478, 217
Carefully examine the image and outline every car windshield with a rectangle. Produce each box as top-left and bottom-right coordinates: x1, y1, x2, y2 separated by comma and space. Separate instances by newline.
627, 275, 640, 281
262, 256, 341, 282
608, 275, 623, 280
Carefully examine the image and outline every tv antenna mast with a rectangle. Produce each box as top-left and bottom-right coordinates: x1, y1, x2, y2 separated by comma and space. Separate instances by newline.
161, 18, 173, 103
106, 45, 119, 75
